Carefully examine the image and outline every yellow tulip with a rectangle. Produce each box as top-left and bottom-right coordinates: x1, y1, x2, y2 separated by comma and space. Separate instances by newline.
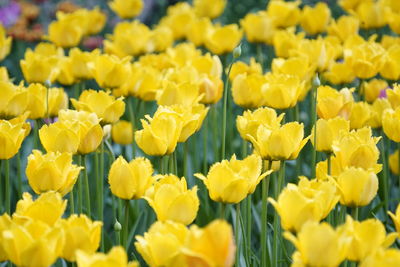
156, 81, 201, 107
383, 107, 400, 142
56, 56, 76, 86
311, 117, 350, 153
271, 56, 315, 86
198, 74, 223, 104
229, 58, 262, 81
2, 219, 65, 267
381, 35, 400, 50
269, 177, 339, 232
363, 79, 388, 103
39, 121, 80, 154
109, 0, 143, 19
195, 154, 271, 203
90, 54, 132, 89
0, 24, 11, 61
389, 150, 400, 175
71, 90, 125, 124
266, 0, 301, 28
342, 216, 398, 262
335, 167, 378, 207
387, 8, 400, 34
249, 122, 310, 161
135, 106, 183, 156
86, 7, 106, 35
108, 156, 153, 200
48, 87, 68, 117
184, 220, 236, 267
388, 204, 400, 233
300, 2, 331, 35
360, 248, 400, 267
76, 246, 138, 267
47, 18, 83, 48
13, 192, 67, 226
20, 49, 60, 84
0, 214, 12, 261
186, 17, 213, 47
135, 221, 189, 267
193, 0, 226, 19
0, 81, 28, 119
145, 174, 199, 225
146, 26, 174, 54
231, 73, 266, 108
349, 102, 371, 129
205, 24, 242, 55
25, 83, 48, 119
262, 73, 304, 109
327, 15, 360, 42
26, 150, 82, 196
69, 48, 100, 80
159, 3, 195, 40
236, 107, 284, 142
284, 221, 349, 267
338, 0, 364, 12
317, 86, 354, 119
61, 214, 102, 262
387, 84, 400, 109
354, 1, 386, 29
0, 66, 9, 82
323, 61, 356, 85
0, 116, 31, 159
367, 98, 391, 128
112, 120, 133, 145
380, 44, 400, 80
273, 28, 305, 58
241, 11, 275, 44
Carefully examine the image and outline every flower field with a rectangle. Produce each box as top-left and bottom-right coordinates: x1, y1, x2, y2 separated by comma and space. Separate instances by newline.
1, 0, 400, 266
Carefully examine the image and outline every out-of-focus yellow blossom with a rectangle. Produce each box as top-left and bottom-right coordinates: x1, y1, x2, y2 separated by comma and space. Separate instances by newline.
90, 54, 131, 89
0, 115, 31, 159
311, 117, 350, 153
56, 57, 76, 86
145, 26, 174, 54
262, 73, 304, 109
25, 83, 47, 119
349, 101, 371, 129
48, 88, 68, 117
183, 220, 236, 267
166, 43, 201, 67
388, 204, 400, 233
0, 66, 9, 82
86, 7, 106, 35
135, 221, 189, 267
284, 221, 349, 267
363, 79, 388, 103
360, 248, 400, 267
317, 86, 354, 119
354, 1, 386, 29
47, 16, 83, 48
273, 28, 305, 58
332, 127, 381, 173
338, 0, 365, 12
193, 0, 226, 19
156, 81, 200, 107
323, 61, 355, 85
39, 121, 80, 154
300, 2, 331, 35
387, 84, 400, 109
236, 107, 284, 142
145, 174, 199, 225
13, 192, 66, 226
386, 9, 400, 34
160, 3, 195, 40
249, 122, 309, 161
272, 56, 314, 84
367, 98, 391, 128
76, 246, 138, 267
229, 58, 262, 81
0, 24, 12, 61
266, 0, 301, 28
186, 17, 213, 47
0, 81, 28, 118
383, 107, 400, 142
0, 214, 12, 261
231, 73, 266, 108
205, 24, 242, 55
71, 90, 125, 124
389, 150, 400, 175
195, 154, 271, 203
135, 106, 183, 156
342, 216, 398, 262
335, 167, 378, 207
20, 49, 60, 84
269, 177, 339, 232
112, 120, 133, 145
327, 15, 360, 42
61, 214, 102, 262
381, 35, 400, 49
58, 110, 103, 154
198, 74, 223, 104
26, 150, 82, 196
241, 11, 275, 44
380, 44, 400, 81
2, 219, 65, 267
108, 156, 153, 200
109, 0, 143, 19
70, 48, 100, 80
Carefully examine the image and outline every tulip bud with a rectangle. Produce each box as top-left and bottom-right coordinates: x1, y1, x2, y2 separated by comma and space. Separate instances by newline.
233, 44, 242, 58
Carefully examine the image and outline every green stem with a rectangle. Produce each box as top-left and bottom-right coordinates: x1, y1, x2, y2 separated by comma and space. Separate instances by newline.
69, 189, 74, 215
211, 105, 219, 162
398, 142, 400, 198
127, 97, 136, 159
257, 43, 264, 69
77, 155, 83, 214
184, 142, 189, 178
220, 202, 226, 219
16, 152, 22, 199
94, 151, 103, 251
5, 159, 10, 214
83, 155, 91, 217
261, 161, 271, 267
245, 195, 252, 265
221, 58, 234, 160
327, 152, 331, 176
33, 120, 39, 150
46, 85, 49, 123
379, 130, 388, 219
273, 160, 285, 267
0, 160, 3, 212
311, 83, 318, 178
235, 203, 241, 267
352, 206, 359, 221
124, 200, 130, 249
203, 116, 208, 173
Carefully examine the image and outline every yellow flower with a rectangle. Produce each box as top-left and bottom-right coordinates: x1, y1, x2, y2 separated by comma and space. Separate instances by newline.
13, 192, 67, 226
0, 81, 28, 118
135, 221, 189, 267
193, 0, 226, 19
145, 174, 199, 225
387, 8, 400, 34
2, 219, 65, 267
146, 26, 174, 54
86, 7, 106, 35
231, 73, 266, 108
273, 28, 305, 58
76, 246, 138, 267
300, 2, 331, 35
135, 106, 183, 156
241, 11, 275, 44
198, 75, 223, 105
388, 204, 400, 233
26, 150, 82, 196
236, 106, 284, 142
380, 44, 400, 80
383, 107, 400, 142
48, 88, 68, 117
367, 98, 391, 128
0, 115, 30, 159
90, 54, 132, 89
109, 0, 143, 19
317, 86, 354, 119
262, 73, 304, 109
269, 177, 339, 232
205, 24, 242, 55
323, 61, 355, 85
249, 122, 310, 161
360, 248, 400, 267
0, 23, 11, 61
61, 214, 102, 262
183, 220, 236, 267
339, 0, 364, 12
112, 120, 133, 145
271, 56, 315, 86
363, 79, 388, 103
69, 48, 100, 80
108, 156, 154, 200
284, 221, 349, 267
0, 214, 11, 261
311, 117, 350, 153
156, 81, 201, 107
327, 15, 360, 42
20, 49, 60, 84
354, 1, 386, 29
349, 101, 371, 129
25, 83, 48, 119
266, 0, 301, 28
56, 56, 76, 86
71, 90, 125, 124
389, 150, 400, 175
195, 154, 271, 203
381, 35, 400, 50
47, 17, 83, 48
39, 121, 80, 154
160, 3, 195, 40
0, 66, 9, 82
335, 167, 378, 207
387, 84, 400, 109
186, 17, 213, 47
229, 58, 262, 81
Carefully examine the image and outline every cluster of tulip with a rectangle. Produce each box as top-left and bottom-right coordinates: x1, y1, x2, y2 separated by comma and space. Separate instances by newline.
1, 0, 400, 266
